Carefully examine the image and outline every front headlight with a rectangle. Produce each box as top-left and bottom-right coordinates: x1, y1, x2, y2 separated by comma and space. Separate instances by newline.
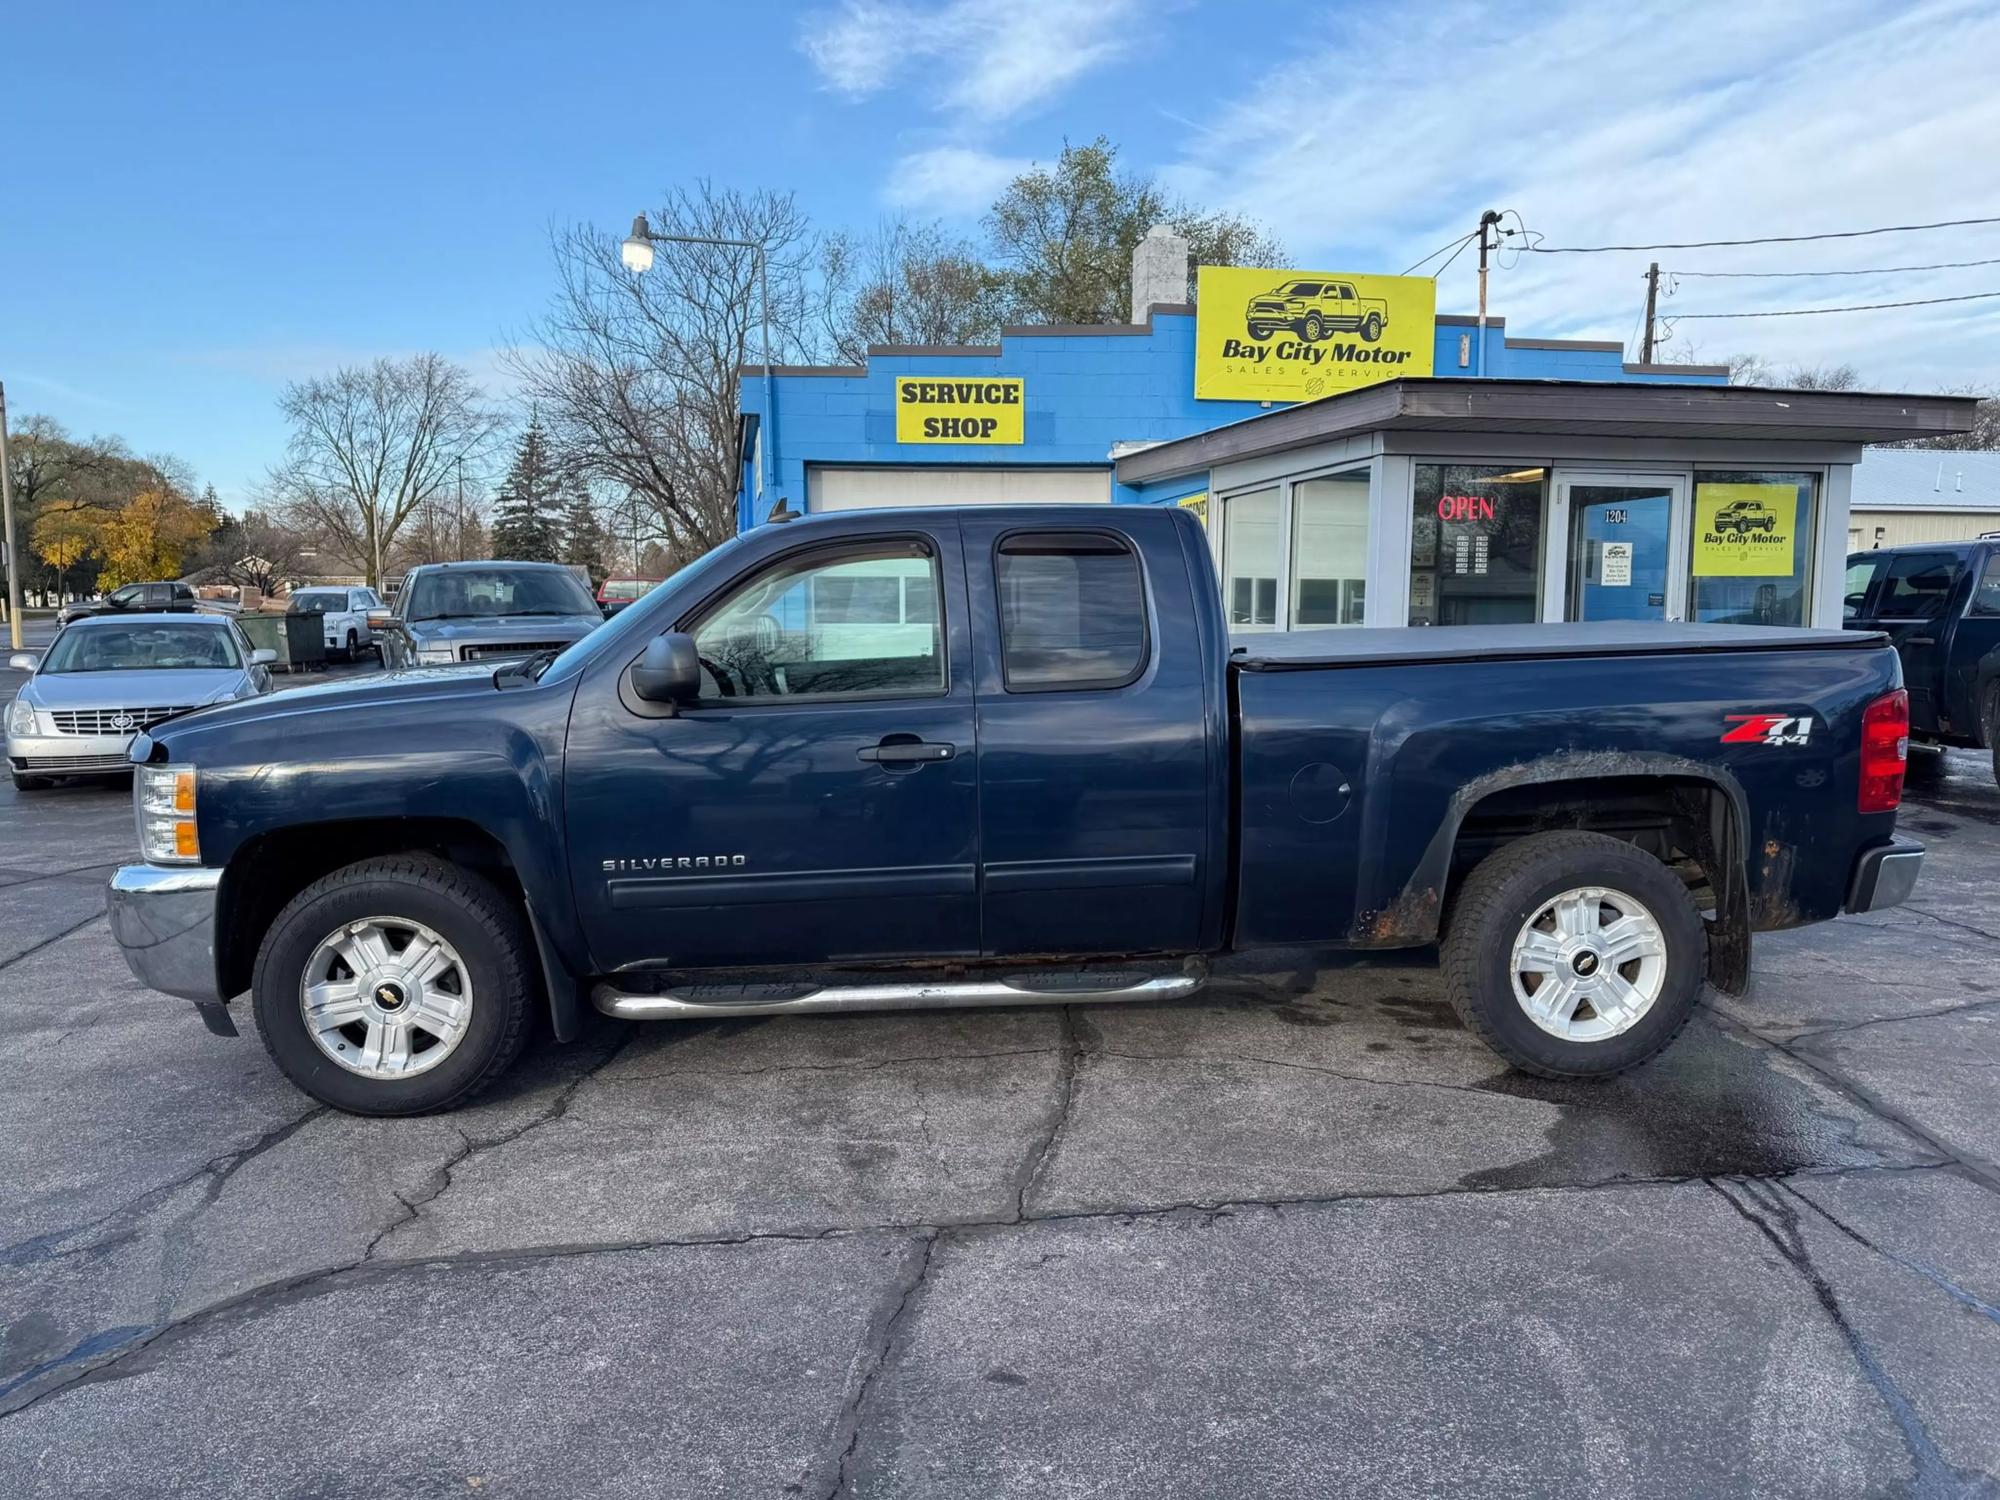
136, 764, 201, 864
5, 697, 35, 736
416, 647, 457, 665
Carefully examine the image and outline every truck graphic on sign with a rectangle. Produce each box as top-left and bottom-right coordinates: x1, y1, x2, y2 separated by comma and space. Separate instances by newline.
1246, 279, 1388, 344
1710, 497, 1778, 535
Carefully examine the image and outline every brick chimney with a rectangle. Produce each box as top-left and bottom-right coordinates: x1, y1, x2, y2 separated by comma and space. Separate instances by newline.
1131, 224, 1191, 323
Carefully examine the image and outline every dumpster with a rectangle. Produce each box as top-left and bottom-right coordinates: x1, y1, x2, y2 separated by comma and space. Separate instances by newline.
237, 611, 330, 672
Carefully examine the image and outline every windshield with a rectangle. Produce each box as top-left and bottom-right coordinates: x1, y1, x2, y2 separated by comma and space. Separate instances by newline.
600, 579, 657, 601
541, 535, 746, 683
289, 592, 345, 614
42, 623, 241, 674
403, 567, 597, 622
1278, 281, 1322, 296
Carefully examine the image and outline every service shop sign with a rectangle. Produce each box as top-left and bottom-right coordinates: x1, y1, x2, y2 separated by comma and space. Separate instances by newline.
895, 377, 1025, 443
1195, 266, 1436, 402
1693, 482, 1796, 577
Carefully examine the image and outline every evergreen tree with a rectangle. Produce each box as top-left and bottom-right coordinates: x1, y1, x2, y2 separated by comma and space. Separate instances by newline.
559, 485, 611, 588
488, 415, 563, 562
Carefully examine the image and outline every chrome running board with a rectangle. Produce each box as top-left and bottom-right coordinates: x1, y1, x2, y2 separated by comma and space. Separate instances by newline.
592, 963, 1207, 1020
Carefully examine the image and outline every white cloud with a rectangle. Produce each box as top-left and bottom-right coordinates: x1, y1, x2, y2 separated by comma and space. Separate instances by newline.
801, 0, 1143, 121
1161, 0, 2000, 391
884, 146, 1033, 216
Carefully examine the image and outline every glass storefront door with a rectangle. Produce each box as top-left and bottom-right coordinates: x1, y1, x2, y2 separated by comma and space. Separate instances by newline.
1548, 472, 1689, 623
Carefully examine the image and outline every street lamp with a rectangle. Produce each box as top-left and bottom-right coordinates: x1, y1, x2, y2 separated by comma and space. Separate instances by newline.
622, 212, 775, 507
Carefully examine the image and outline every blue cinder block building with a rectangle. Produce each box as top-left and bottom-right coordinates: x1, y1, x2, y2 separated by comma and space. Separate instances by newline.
733, 238, 1967, 631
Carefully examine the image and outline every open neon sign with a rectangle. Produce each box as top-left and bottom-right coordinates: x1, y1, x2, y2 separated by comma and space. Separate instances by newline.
1437, 494, 1497, 522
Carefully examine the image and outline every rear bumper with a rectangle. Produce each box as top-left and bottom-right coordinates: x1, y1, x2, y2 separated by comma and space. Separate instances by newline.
108, 864, 225, 1007
1845, 836, 1925, 913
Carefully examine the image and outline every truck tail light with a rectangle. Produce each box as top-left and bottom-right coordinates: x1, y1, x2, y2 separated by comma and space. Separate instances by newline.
1858, 689, 1909, 814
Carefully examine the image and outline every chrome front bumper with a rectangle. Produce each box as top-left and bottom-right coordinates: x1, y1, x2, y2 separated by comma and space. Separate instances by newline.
8, 730, 138, 775
1846, 837, 1925, 913
109, 864, 226, 1009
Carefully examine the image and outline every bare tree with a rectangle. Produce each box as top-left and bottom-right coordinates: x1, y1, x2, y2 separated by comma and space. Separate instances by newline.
268, 354, 500, 587
1783, 363, 1862, 392
1889, 383, 2000, 450
511, 184, 817, 564
819, 217, 1005, 364
182, 509, 314, 595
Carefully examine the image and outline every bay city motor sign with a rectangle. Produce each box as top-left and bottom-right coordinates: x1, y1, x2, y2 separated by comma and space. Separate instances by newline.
1196, 266, 1437, 402
896, 377, 1026, 443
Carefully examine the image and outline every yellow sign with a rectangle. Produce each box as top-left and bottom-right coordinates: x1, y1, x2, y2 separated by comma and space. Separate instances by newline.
1693, 483, 1796, 577
1177, 491, 1208, 527
895, 376, 1025, 444
1195, 266, 1436, 402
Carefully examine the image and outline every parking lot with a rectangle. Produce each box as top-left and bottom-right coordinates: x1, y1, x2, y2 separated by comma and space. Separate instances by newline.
1, 633, 1997, 1497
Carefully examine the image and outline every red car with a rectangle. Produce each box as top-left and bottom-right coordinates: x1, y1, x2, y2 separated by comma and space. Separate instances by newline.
596, 576, 664, 615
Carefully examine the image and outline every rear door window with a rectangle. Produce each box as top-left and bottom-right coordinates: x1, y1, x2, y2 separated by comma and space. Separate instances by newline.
994, 531, 1148, 691
1877, 551, 1962, 620
1968, 554, 2000, 618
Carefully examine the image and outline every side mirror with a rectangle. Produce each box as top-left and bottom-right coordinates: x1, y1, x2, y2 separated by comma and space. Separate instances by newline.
630, 632, 701, 705
7, 652, 38, 672
250, 648, 278, 666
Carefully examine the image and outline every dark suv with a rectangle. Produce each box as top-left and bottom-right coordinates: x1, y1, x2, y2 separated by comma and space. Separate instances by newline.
58, 580, 199, 626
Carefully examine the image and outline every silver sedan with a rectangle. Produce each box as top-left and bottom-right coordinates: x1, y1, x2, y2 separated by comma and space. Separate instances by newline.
6, 613, 274, 791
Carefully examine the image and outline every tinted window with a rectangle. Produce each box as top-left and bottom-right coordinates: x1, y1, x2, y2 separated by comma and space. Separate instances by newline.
995, 532, 1146, 691
1878, 551, 1961, 620
1409, 464, 1547, 625
691, 543, 943, 701
1969, 555, 2000, 619
289, 592, 344, 615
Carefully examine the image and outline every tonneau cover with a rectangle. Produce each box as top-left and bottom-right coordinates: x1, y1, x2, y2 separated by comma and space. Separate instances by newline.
1232, 620, 1889, 671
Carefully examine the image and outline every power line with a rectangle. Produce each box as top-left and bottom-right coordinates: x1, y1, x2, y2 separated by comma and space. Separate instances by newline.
1401, 231, 1477, 277
1673, 289, 2000, 320
1669, 255, 2000, 279
1513, 214, 2000, 255
1431, 233, 1478, 280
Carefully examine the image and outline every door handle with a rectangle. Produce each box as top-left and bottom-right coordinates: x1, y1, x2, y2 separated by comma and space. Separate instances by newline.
859, 738, 955, 765
1906, 636, 1936, 647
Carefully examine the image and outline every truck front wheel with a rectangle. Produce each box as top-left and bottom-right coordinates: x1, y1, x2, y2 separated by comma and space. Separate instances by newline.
1360, 311, 1384, 341
1441, 831, 1704, 1078
251, 855, 537, 1115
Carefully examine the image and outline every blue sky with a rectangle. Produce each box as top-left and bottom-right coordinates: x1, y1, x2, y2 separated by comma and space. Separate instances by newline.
5, 0, 1997, 508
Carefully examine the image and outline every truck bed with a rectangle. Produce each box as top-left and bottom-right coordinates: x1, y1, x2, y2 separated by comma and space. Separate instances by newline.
1233, 620, 1888, 671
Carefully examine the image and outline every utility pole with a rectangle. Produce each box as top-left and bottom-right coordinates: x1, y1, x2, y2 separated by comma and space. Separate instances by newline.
455, 454, 466, 561
0, 382, 22, 649
1639, 262, 1661, 365
1474, 210, 1503, 378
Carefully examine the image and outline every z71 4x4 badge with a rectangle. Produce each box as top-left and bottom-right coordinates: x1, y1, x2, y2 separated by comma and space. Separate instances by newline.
1722, 712, 1813, 747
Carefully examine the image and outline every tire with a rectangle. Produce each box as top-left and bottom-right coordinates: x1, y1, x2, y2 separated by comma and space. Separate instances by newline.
1441, 831, 1705, 1079
10, 773, 53, 792
1302, 312, 1325, 342
1248, 325, 1274, 342
251, 854, 537, 1115
344, 629, 359, 660
1982, 682, 2000, 790
1361, 311, 1384, 342
1905, 742, 1947, 788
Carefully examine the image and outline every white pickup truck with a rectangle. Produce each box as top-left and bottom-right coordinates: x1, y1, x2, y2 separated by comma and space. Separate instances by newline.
286, 586, 384, 660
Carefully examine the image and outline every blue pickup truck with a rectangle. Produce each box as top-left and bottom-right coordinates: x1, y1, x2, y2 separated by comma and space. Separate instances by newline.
108, 505, 1922, 1115
1845, 537, 2000, 785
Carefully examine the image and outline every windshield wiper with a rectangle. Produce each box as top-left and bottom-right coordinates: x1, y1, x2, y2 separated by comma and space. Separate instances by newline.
493, 647, 562, 688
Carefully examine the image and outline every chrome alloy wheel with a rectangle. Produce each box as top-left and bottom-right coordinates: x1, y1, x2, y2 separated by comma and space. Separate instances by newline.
1508, 886, 1669, 1043
298, 917, 474, 1079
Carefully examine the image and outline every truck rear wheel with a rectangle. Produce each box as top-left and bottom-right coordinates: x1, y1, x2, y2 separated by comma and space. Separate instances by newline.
251, 854, 537, 1115
1441, 831, 1704, 1079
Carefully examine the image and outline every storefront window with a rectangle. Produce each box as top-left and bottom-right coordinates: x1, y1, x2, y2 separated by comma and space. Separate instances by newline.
1292, 471, 1370, 626
1409, 465, 1547, 625
1223, 486, 1280, 629
1690, 471, 1817, 626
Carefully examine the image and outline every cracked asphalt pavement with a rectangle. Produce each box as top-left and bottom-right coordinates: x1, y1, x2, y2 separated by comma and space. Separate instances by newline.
3, 640, 1998, 1496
